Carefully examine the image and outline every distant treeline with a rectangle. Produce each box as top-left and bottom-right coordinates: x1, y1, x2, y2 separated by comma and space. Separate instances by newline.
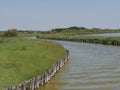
53, 26, 87, 32
0, 26, 120, 36
52, 26, 120, 33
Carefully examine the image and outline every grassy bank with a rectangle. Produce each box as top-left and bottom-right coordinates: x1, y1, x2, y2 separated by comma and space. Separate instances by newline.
0, 37, 66, 89
37, 34, 120, 46
38, 34, 120, 42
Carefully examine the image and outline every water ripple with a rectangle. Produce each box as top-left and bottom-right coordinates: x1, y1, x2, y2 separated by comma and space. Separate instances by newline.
39, 41, 120, 90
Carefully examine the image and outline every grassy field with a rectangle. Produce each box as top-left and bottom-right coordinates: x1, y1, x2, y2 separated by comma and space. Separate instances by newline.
0, 37, 66, 89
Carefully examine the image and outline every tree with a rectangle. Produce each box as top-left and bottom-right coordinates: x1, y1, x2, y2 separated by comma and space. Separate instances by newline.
3, 29, 18, 37
68, 26, 86, 30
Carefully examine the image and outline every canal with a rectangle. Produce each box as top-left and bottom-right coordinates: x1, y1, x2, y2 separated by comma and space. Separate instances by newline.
39, 40, 120, 90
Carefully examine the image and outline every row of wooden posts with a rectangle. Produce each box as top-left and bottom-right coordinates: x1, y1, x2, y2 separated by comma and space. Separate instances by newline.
5, 50, 70, 90
36, 36, 120, 46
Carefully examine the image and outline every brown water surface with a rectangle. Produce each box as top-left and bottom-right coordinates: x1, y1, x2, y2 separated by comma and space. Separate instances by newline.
39, 41, 120, 90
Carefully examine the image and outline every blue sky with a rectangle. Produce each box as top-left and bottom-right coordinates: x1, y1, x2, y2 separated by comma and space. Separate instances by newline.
0, 0, 120, 30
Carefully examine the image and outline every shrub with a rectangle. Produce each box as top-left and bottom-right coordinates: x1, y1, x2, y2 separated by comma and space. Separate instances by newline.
3, 29, 18, 37
68, 26, 86, 30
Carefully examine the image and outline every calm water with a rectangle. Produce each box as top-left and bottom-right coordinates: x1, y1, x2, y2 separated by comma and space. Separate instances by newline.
39, 41, 120, 90
88, 33, 120, 37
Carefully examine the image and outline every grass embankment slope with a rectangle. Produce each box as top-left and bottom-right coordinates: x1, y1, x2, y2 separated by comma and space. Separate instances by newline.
0, 37, 66, 89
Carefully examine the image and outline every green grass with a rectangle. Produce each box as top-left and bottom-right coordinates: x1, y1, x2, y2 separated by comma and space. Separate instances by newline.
38, 33, 120, 42
0, 37, 66, 89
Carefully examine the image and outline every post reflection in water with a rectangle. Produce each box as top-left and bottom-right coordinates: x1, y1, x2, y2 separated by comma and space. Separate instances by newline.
39, 40, 120, 90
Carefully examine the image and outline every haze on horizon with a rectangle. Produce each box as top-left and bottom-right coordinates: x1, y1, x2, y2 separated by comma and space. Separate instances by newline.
0, 0, 120, 31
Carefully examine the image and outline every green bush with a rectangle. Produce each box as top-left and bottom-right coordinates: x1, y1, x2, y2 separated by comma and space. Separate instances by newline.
3, 29, 18, 37
68, 26, 86, 30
